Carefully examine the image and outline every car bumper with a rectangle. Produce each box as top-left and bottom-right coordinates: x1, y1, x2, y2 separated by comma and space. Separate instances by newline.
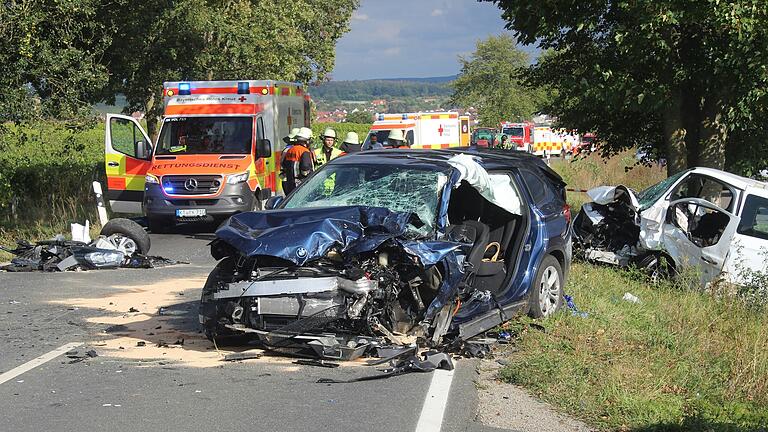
143, 182, 254, 220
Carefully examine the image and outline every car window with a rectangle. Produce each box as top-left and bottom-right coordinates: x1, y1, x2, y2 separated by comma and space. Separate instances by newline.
668, 174, 734, 211
520, 169, 548, 205
637, 170, 687, 210
669, 202, 730, 247
110, 117, 144, 158
737, 194, 768, 241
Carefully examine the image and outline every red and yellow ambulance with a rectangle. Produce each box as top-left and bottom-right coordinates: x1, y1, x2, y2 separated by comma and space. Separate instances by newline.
363, 112, 471, 149
104, 80, 310, 230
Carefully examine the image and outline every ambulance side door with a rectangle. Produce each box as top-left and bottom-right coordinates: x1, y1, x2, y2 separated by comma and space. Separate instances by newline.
104, 114, 153, 214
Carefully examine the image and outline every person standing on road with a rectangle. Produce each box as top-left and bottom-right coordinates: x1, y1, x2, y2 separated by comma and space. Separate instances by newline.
281, 127, 314, 194
314, 127, 343, 166
339, 131, 362, 154
279, 128, 300, 191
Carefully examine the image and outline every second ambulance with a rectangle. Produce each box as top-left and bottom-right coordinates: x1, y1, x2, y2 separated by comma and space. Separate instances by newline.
363, 112, 471, 149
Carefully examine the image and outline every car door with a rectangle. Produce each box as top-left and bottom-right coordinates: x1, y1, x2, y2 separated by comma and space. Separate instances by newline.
104, 114, 153, 214
662, 198, 741, 286
725, 192, 768, 285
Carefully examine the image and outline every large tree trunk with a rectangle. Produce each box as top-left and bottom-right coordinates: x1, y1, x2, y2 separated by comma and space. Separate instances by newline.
663, 90, 688, 175
696, 97, 726, 170
144, 92, 162, 141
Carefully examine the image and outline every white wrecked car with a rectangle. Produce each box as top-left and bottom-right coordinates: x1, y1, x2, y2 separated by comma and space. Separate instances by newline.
572, 167, 768, 285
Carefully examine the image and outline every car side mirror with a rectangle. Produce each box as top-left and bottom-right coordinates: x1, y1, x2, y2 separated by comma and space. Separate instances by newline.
136, 140, 151, 160
265, 195, 284, 210
256, 139, 272, 159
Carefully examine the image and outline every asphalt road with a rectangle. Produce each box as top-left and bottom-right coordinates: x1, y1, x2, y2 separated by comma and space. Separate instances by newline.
0, 231, 508, 432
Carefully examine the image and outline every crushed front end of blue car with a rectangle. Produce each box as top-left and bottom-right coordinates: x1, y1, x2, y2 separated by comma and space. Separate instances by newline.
200, 205, 473, 360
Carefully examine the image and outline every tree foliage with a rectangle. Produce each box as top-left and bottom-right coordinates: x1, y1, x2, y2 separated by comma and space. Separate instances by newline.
449, 34, 546, 127
1, 0, 359, 136
487, 0, 768, 175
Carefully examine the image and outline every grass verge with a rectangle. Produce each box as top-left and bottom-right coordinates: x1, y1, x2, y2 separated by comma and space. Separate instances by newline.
499, 262, 768, 431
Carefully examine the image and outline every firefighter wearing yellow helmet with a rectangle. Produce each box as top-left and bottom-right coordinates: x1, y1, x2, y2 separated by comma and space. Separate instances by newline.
314, 127, 343, 166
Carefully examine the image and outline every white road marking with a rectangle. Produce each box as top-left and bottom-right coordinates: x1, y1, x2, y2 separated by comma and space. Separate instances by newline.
0, 342, 83, 385
415, 367, 456, 432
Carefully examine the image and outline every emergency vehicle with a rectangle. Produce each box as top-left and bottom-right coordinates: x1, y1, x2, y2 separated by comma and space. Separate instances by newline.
531, 127, 579, 157
362, 112, 471, 149
104, 80, 310, 230
499, 121, 534, 151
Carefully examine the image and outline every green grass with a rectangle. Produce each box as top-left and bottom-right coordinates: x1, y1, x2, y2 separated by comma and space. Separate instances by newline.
498, 263, 768, 431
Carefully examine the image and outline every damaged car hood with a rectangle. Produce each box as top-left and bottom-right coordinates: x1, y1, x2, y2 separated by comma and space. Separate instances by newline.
215, 206, 462, 266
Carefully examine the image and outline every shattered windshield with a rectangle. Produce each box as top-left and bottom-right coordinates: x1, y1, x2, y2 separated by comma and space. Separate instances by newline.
156, 116, 252, 155
283, 164, 447, 236
637, 170, 688, 210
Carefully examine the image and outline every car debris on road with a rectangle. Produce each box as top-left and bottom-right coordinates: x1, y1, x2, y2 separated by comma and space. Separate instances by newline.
0, 218, 185, 272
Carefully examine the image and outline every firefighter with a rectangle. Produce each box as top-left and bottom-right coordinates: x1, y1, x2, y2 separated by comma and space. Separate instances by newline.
279, 127, 301, 189
281, 127, 314, 194
339, 131, 362, 154
314, 127, 343, 166
384, 129, 409, 148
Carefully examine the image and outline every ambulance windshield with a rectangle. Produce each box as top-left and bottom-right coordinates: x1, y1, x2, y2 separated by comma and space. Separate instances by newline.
501, 127, 524, 137
156, 117, 252, 155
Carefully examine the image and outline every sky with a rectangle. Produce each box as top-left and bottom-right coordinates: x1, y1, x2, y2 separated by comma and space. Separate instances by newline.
331, 0, 531, 81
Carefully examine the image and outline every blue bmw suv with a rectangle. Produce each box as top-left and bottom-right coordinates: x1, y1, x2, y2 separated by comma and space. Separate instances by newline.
201, 148, 572, 357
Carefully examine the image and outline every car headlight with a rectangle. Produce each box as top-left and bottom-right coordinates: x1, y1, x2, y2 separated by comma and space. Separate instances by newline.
145, 174, 160, 184
227, 172, 249, 185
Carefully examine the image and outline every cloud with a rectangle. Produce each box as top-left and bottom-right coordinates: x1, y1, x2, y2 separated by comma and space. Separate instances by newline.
352, 12, 369, 21
382, 47, 401, 56
431, 8, 444, 16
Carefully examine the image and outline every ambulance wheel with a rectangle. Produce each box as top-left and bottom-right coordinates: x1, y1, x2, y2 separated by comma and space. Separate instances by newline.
148, 216, 174, 234
100, 218, 151, 255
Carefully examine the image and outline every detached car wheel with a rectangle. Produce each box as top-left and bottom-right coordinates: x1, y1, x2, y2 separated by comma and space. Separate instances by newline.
99, 218, 151, 255
528, 255, 564, 318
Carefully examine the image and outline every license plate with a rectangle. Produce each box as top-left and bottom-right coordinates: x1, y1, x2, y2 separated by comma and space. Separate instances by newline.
176, 209, 206, 217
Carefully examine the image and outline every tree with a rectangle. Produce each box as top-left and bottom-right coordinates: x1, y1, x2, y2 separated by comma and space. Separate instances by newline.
101, 0, 360, 137
449, 34, 546, 127
487, 0, 768, 175
345, 110, 372, 124
0, 0, 111, 122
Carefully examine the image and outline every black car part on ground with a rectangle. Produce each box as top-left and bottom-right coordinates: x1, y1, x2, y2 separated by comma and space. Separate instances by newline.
1, 218, 183, 272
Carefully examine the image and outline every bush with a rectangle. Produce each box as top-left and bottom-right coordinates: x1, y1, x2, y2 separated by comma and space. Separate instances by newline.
311, 122, 371, 144
0, 122, 104, 226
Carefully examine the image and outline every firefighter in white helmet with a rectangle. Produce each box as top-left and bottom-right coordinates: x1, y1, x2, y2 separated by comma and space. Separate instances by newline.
384, 129, 409, 148
281, 127, 314, 194
339, 131, 362, 154
314, 127, 343, 166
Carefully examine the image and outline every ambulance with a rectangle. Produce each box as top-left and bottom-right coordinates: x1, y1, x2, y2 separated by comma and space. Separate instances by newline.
531, 127, 579, 157
103, 80, 310, 231
362, 112, 471, 149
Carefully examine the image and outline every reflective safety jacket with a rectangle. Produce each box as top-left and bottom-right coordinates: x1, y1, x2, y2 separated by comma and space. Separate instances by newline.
282, 145, 313, 180
314, 147, 344, 166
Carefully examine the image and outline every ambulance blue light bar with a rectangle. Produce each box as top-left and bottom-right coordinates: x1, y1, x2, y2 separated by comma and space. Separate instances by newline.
378, 114, 385, 121
178, 83, 191, 95
402, 114, 408, 120
237, 82, 250, 94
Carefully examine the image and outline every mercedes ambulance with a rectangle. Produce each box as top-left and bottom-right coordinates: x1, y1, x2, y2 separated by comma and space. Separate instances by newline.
104, 80, 310, 231
362, 112, 471, 149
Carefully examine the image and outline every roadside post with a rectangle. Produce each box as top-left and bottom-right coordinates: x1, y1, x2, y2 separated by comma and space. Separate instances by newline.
92, 181, 110, 226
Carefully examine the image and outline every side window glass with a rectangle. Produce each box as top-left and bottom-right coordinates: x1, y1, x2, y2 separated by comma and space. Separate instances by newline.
738, 195, 768, 241
256, 117, 265, 141
520, 169, 547, 204
110, 117, 141, 157
669, 175, 733, 210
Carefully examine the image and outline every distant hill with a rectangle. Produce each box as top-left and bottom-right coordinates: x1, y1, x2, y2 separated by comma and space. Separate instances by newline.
310, 76, 456, 100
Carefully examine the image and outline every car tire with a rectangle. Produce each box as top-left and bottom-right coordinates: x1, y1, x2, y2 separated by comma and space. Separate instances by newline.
528, 255, 564, 318
99, 218, 151, 255
636, 253, 675, 284
200, 258, 251, 345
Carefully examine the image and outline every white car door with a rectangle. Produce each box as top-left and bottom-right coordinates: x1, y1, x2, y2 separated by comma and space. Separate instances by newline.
724, 192, 768, 284
662, 198, 741, 286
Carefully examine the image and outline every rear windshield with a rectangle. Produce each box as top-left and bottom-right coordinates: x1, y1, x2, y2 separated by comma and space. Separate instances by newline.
156, 116, 252, 155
